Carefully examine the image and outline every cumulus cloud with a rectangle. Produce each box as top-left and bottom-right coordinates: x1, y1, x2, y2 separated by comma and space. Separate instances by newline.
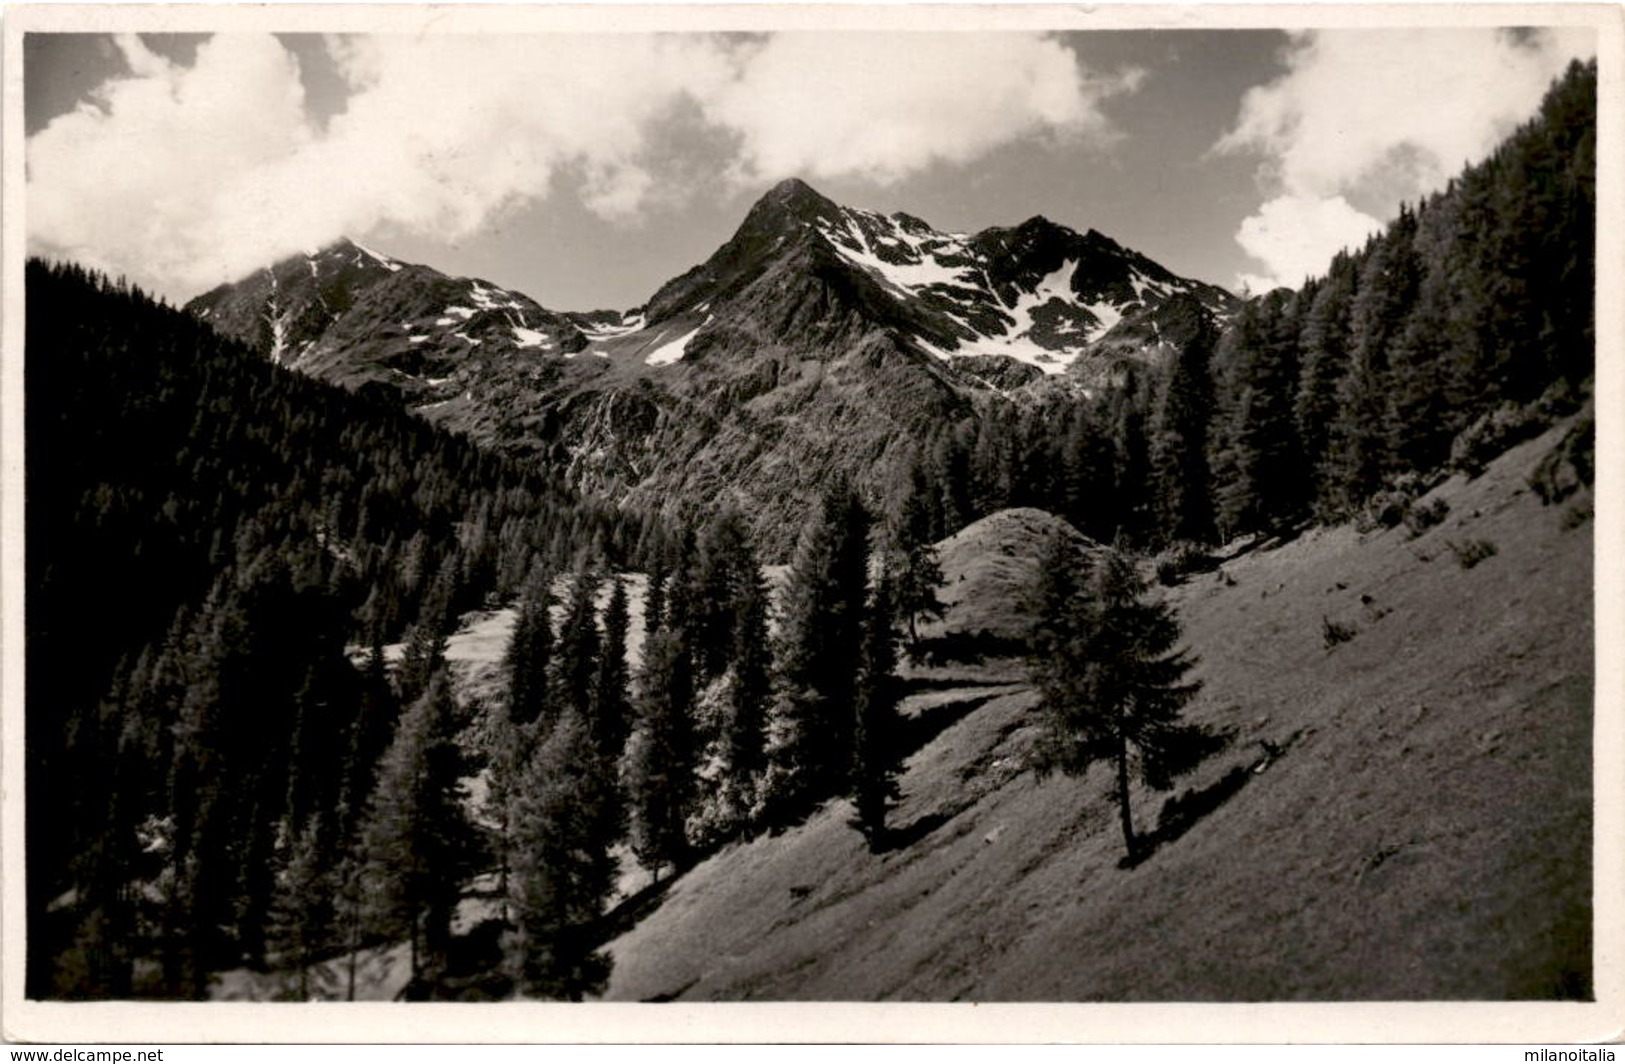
1234, 194, 1382, 294
29, 33, 738, 298
28, 35, 315, 296
27, 31, 1125, 300
1216, 27, 1595, 290
704, 33, 1136, 184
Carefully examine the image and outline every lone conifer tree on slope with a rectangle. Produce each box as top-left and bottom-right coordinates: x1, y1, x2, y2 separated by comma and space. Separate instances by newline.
1029, 538, 1215, 863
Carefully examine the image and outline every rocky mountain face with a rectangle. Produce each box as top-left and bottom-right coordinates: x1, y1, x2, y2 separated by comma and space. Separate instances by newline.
186, 180, 1236, 556
626, 178, 1235, 385
188, 239, 590, 409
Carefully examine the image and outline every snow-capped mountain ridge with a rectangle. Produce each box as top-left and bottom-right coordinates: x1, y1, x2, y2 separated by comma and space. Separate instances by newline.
621, 178, 1236, 378
188, 238, 588, 411
184, 179, 1238, 553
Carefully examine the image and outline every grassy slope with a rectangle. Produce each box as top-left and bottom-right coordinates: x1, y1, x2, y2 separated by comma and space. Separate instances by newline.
601, 421, 1593, 1001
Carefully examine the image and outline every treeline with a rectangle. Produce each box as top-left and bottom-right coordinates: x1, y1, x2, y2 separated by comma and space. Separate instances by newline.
894, 58, 1595, 550
25, 260, 656, 999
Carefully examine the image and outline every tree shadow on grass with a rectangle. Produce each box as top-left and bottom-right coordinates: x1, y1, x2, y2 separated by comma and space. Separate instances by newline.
597, 871, 680, 943
1119, 760, 1258, 869
873, 808, 961, 854
898, 690, 1006, 761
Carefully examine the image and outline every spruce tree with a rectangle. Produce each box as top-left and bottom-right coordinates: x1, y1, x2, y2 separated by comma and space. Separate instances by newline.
850, 573, 903, 852
506, 708, 619, 1000
693, 508, 755, 682
551, 565, 601, 721
1108, 367, 1154, 543
889, 472, 946, 650
624, 629, 698, 878
642, 553, 668, 639
1150, 309, 1219, 546
505, 570, 553, 725
1328, 212, 1419, 510
1028, 541, 1215, 864
1294, 256, 1358, 518
358, 669, 474, 992
592, 575, 634, 761
719, 562, 773, 830
763, 486, 870, 826
1213, 291, 1307, 537
266, 813, 333, 1000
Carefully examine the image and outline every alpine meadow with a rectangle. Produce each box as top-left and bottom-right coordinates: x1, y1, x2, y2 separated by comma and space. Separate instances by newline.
12, 18, 1607, 1023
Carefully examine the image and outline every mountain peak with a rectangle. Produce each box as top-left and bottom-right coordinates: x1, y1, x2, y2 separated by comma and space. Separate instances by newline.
743, 177, 842, 232
762, 176, 828, 205
1015, 215, 1075, 239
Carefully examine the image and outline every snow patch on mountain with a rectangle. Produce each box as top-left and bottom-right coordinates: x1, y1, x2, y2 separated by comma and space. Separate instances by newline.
467, 282, 531, 314
819, 213, 977, 296
644, 319, 706, 366
263, 268, 293, 366
352, 242, 402, 272
511, 326, 552, 349
581, 312, 645, 341
1083, 299, 1123, 335
795, 204, 1211, 377
1128, 270, 1167, 303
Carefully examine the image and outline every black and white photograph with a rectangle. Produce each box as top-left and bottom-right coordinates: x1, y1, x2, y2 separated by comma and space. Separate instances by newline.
2, 2, 1619, 1045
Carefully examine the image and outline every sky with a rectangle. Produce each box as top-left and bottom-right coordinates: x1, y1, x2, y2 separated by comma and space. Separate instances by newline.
23, 24, 1596, 311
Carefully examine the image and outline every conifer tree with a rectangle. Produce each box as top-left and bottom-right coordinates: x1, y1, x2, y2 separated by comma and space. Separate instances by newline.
850, 573, 903, 851
552, 565, 601, 720
1058, 402, 1118, 543
396, 617, 449, 709
592, 575, 634, 761
719, 562, 773, 828
506, 708, 619, 1000
642, 553, 668, 639
1108, 367, 1154, 543
763, 486, 870, 826
624, 629, 698, 878
693, 508, 754, 681
266, 813, 333, 1000
329, 843, 370, 1002
1328, 212, 1419, 509
339, 639, 397, 841
1150, 310, 1219, 545
1294, 255, 1358, 517
1028, 541, 1215, 863
358, 670, 473, 992
505, 570, 553, 725
1213, 290, 1307, 537
889, 472, 946, 649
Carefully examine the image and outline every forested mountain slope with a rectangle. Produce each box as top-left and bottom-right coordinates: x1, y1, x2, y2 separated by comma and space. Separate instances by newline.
603, 418, 1592, 1000
24, 262, 651, 999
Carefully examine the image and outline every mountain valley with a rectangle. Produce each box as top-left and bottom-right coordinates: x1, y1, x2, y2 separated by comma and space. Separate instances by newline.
22, 56, 1600, 1015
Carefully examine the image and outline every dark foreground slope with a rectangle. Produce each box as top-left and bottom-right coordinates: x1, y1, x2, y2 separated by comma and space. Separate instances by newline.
602, 420, 1592, 1000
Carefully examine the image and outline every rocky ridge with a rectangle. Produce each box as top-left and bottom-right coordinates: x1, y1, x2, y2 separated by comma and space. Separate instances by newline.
187, 180, 1237, 555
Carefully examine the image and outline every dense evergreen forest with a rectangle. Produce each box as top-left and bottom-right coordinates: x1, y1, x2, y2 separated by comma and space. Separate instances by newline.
25, 58, 1593, 1001
24, 262, 654, 997
892, 59, 1595, 555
